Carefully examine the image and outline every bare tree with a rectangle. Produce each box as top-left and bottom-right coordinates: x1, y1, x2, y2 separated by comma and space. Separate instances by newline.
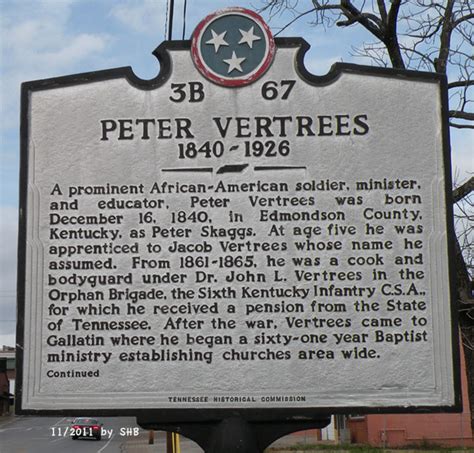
261, 0, 474, 427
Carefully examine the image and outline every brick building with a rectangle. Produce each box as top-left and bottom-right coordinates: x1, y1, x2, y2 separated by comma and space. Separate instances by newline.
0, 346, 15, 416
347, 344, 473, 448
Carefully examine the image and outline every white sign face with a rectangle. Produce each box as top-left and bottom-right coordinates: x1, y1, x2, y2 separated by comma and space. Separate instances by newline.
18, 11, 458, 414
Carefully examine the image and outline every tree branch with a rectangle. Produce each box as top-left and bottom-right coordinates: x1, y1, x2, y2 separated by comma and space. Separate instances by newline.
449, 80, 474, 89
453, 13, 474, 29
449, 111, 474, 121
400, 45, 435, 68
453, 176, 474, 203
339, 0, 385, 41
436, 0, 455, 74
382, 0, 405, 68
376, 0, 388, 24
273, 8, 319, 36
450, 122, 474, 129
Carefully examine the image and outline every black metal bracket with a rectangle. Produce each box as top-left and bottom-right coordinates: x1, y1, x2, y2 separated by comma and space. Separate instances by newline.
137, 413, 331, 452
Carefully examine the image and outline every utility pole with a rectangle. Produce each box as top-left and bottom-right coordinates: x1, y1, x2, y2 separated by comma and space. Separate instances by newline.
167, 0, 175, 40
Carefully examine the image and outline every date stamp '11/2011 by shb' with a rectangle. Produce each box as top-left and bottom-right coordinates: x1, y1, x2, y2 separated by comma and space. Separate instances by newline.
50, 425, 140, 439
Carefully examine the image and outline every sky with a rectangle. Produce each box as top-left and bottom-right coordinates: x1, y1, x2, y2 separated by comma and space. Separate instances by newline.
0, 0, 472, 347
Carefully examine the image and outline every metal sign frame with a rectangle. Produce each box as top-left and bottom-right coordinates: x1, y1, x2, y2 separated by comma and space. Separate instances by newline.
16, 37, 461, 420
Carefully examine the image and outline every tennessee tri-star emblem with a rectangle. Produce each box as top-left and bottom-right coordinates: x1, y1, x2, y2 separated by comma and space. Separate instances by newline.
191, 7, 275, 87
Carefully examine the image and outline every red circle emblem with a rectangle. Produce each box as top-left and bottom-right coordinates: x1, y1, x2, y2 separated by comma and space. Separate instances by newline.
191, 8, 275, 87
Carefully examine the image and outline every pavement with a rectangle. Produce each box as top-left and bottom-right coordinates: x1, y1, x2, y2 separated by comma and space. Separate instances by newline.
118, 427, 323, 452
119, 432, 320, 452
0, 413, 16, 427
121, 430, 204, 453
0, 415, 319, 452
0, 413, 205, 453
4, 415, 469, 452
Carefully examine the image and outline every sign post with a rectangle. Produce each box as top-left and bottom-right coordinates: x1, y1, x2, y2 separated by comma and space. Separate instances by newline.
17, 7, 460, 451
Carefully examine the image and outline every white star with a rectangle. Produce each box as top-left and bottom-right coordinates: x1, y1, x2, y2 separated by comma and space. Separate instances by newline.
205, 29, 229, 52
223, 51, 246, 73
238, 26, 261, 48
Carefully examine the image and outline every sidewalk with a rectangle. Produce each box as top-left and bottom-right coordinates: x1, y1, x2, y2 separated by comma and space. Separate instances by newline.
122, 430, 204, 453
122, 436, 165, 453
122, 434, 474, 453
0, 413, 16, 426
121, 430, 322, 452
267, 450, 472, 453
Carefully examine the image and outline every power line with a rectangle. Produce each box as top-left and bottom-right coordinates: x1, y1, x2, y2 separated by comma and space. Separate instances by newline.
182, 0, 188, 40
164, 0, 169, 41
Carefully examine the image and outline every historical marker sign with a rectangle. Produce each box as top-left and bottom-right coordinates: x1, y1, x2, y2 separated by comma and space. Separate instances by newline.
17, 8, 460, 416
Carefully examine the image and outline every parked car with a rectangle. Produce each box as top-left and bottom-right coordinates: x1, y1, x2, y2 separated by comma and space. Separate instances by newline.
70, 417, 102, 440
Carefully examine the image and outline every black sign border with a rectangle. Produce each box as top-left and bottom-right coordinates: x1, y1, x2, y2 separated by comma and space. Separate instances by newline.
16, 38, 462, 419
